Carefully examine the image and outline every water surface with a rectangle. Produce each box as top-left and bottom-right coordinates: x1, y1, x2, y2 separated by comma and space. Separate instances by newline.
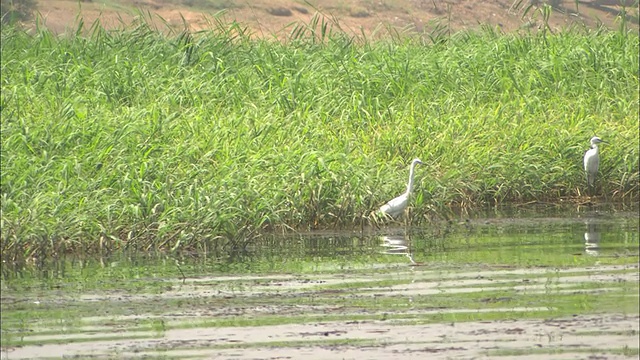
1, 204, 638, 359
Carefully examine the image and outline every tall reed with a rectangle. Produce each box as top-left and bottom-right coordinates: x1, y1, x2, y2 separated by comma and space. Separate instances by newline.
1, 13, 638, 260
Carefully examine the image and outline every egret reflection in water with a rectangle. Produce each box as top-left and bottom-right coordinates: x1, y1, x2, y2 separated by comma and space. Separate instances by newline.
584, 219, 601, 256
380, 235, 416, 264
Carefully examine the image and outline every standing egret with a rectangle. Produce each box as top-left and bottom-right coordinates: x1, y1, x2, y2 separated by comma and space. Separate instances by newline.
378, 158, 423, 219
583, 136, 606, 195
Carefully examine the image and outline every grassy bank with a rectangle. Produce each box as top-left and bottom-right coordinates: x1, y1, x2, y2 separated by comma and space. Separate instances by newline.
1, 16, 638, 258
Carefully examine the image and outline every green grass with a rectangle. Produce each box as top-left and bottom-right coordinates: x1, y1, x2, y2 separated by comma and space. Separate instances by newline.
1, 12, 639, 258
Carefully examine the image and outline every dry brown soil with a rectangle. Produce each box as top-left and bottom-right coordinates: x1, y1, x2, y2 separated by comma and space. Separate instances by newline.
27, 0, 639, 37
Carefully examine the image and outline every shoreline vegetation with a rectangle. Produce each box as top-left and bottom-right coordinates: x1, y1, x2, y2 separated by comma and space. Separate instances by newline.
1, 10, 638, 262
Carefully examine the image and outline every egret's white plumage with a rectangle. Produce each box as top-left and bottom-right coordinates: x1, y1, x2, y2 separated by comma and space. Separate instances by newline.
378, 158, 423, 219
583, 136, 605, 194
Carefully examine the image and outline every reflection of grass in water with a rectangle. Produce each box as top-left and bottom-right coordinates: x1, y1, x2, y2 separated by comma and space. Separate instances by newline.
2, 286, 636, 347
152, 337, 377, 351
5, 287, 635, 332
2, 264, 636, 321
487, 346, 640, 357
3, 333, 156, 347
1, 224, 637, 348
4, 242, 635, 300
149, 318, 167, 337
2, 212, 637, 290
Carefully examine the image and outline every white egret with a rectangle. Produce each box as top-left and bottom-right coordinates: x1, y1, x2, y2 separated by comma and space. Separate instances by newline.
378, 158, 423, 219
583, 136, 606, 195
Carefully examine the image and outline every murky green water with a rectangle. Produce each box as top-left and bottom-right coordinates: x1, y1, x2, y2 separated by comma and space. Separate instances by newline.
1, 205, 639, 359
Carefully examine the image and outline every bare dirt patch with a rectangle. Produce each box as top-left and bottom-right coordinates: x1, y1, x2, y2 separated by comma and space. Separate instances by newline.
24, 0, 640, 37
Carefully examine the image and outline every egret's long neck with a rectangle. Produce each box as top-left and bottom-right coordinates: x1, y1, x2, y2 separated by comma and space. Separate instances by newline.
405, 162, 418, 195
591, 143, 599, 152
